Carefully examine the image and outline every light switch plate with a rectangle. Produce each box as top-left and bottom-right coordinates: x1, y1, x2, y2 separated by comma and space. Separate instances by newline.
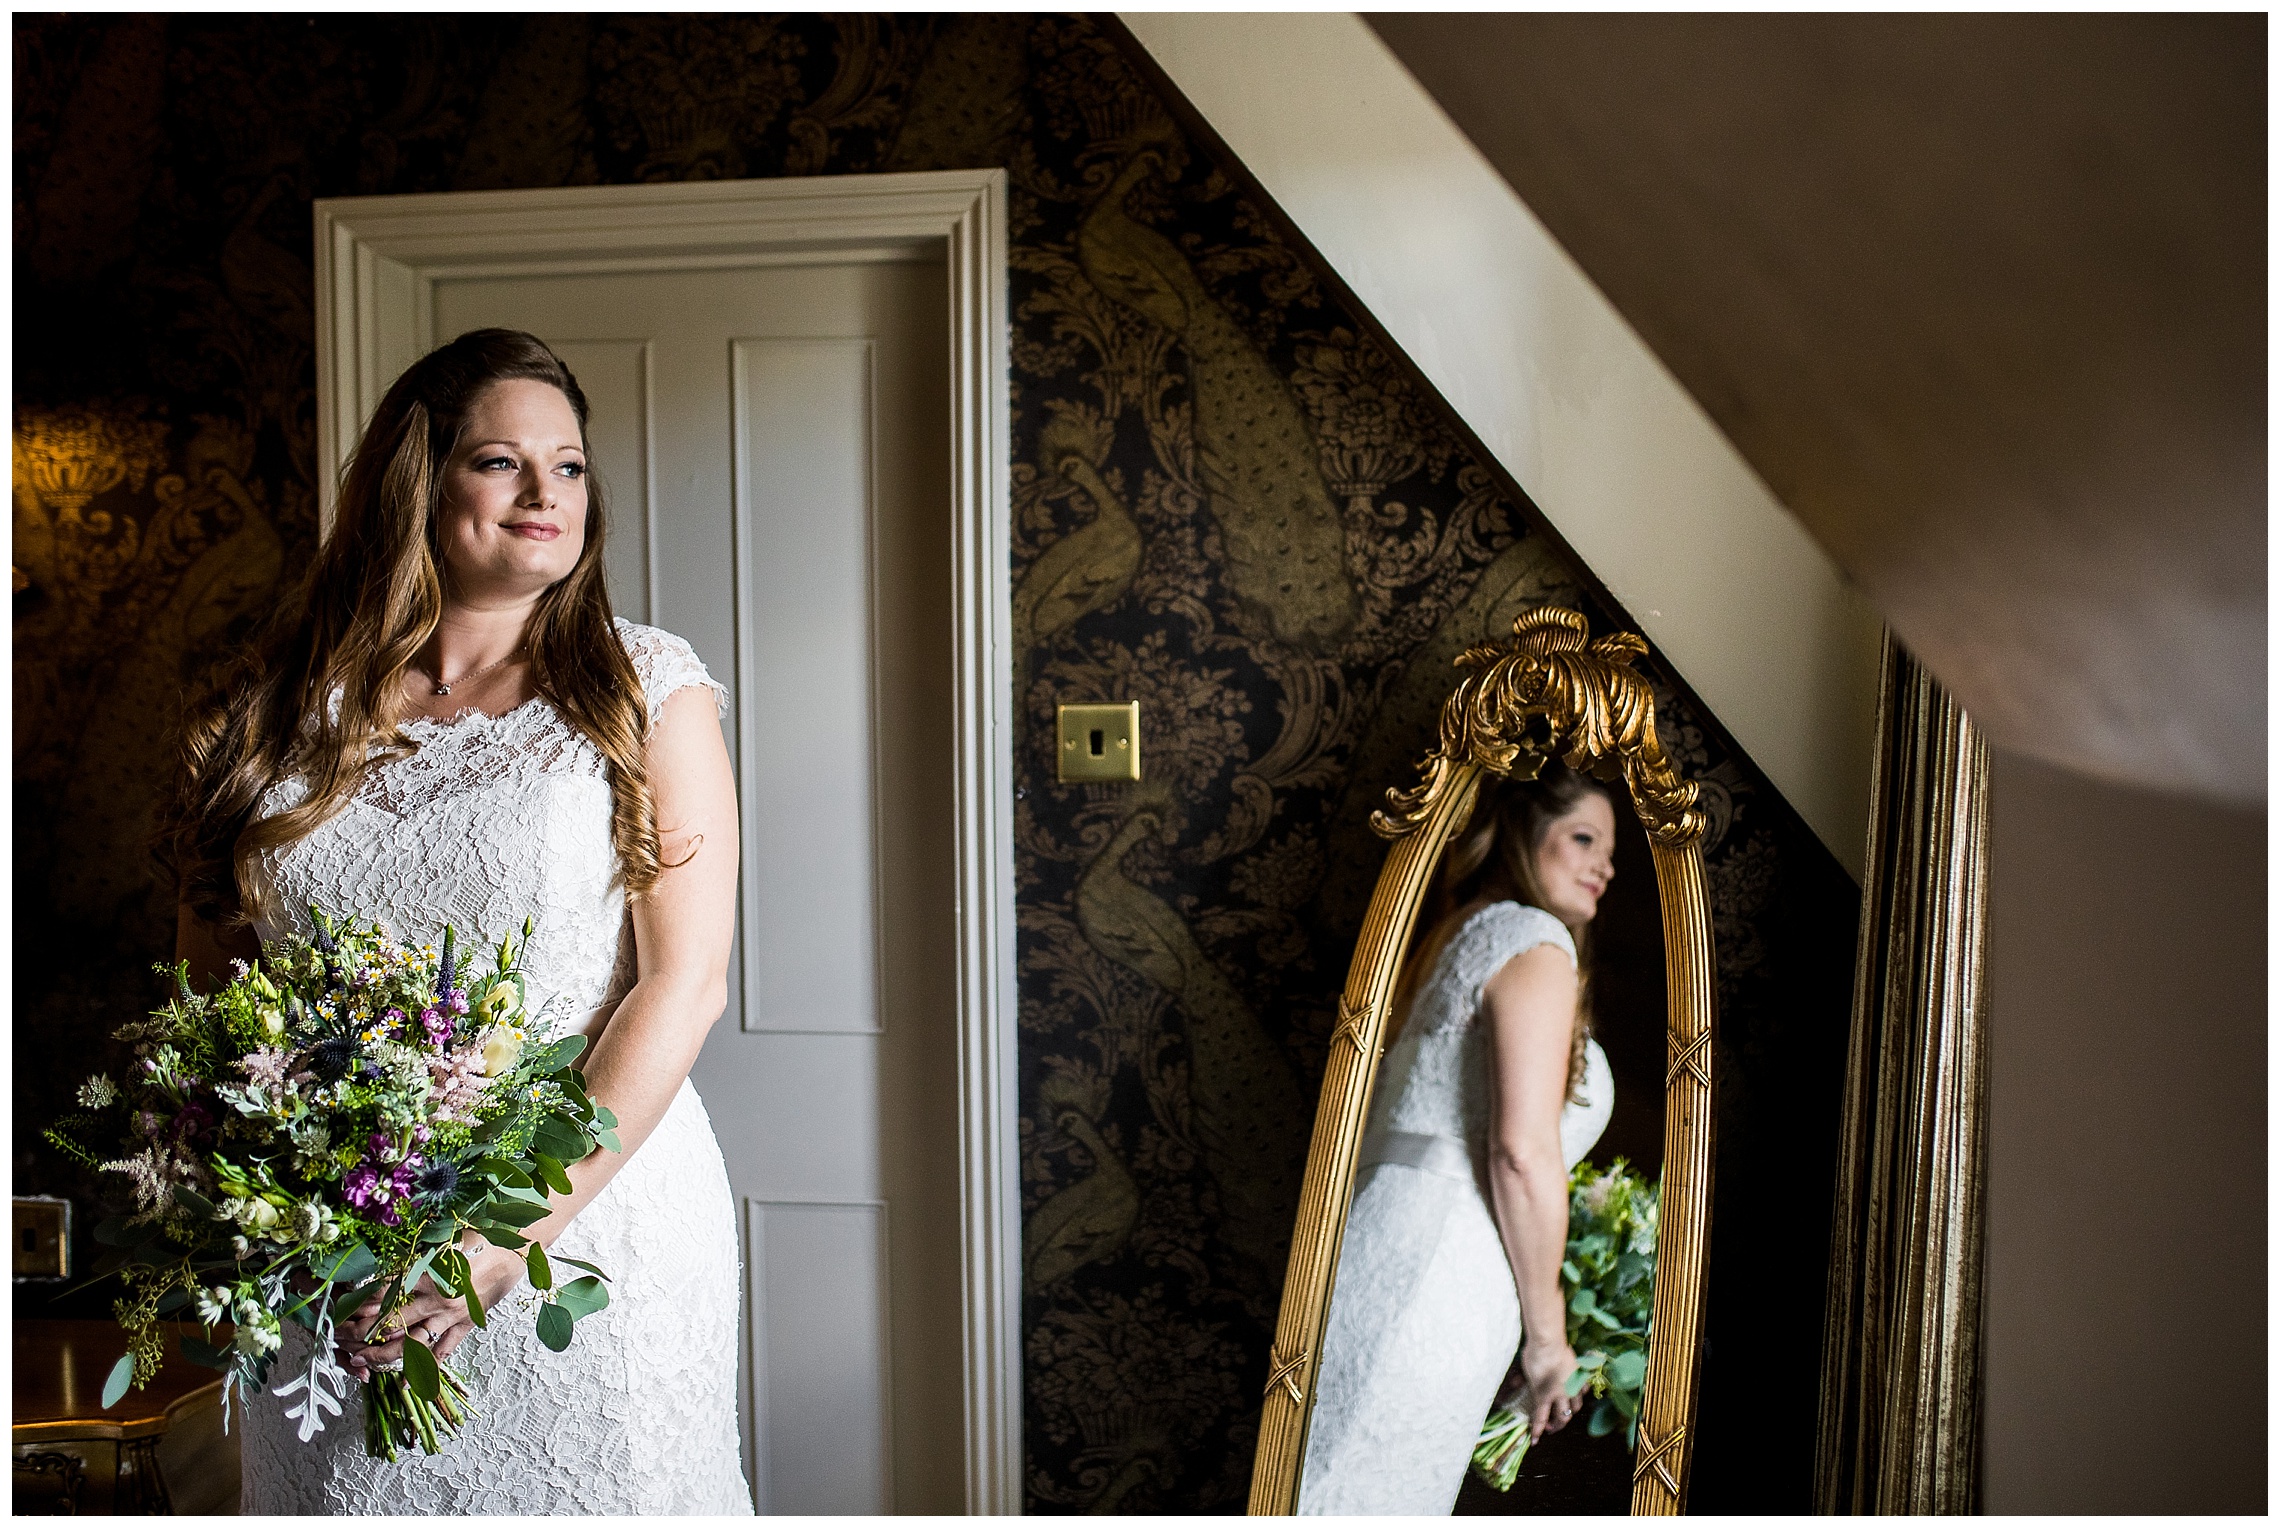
1056, 703, 1141, 783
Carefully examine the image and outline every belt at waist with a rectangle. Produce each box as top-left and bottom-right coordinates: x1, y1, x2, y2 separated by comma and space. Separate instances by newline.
1357, 1128, 1476, 1184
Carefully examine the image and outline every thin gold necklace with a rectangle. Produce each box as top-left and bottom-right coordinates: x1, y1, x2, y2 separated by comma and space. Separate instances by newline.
417, 645, 524, 698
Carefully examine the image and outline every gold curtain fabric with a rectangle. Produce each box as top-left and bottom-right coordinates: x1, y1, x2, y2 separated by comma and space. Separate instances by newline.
1815, 634, 1991, 1514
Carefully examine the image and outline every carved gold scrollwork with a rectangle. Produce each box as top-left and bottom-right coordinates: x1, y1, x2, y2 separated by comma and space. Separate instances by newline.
1372, 606, 1707, 848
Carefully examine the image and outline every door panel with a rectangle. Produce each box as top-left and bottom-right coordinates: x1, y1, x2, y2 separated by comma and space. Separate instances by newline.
430, 260, 958, 1513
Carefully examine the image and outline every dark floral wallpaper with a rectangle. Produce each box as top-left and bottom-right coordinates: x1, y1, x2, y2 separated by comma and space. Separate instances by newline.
14, 15, 1858, 1512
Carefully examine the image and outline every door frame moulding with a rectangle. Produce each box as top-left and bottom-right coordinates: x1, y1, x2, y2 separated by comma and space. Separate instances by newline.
312, 171, 1021, 1516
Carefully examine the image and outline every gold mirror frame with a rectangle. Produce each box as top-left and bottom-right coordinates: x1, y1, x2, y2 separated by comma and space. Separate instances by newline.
1247, 606, 1716, 1516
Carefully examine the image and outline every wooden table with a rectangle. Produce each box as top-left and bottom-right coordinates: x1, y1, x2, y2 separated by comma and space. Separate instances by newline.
13, 1320, 229, 1514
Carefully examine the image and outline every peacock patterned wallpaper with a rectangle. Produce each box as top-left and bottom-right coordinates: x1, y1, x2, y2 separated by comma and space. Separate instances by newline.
14, 15, 1858, 1511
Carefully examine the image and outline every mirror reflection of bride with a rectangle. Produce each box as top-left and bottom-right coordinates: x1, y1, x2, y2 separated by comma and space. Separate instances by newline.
1298, 765, 1620, 1515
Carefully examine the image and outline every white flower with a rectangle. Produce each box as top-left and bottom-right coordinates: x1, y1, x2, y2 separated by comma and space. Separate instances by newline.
230, 1234, 253, 1259
193, 1285, 234, 1325
479, 1026, 525, 1077
233, 1308, 282, 1357
477, 981, 523, 1024
76, 1074, 118, 1109
237, 1197, 282, 1233
292, 1200, 340, 1245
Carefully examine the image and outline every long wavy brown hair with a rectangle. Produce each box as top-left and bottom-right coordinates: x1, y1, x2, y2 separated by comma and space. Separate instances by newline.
163, 329, 664, 926
1388, 762, 1616, 1101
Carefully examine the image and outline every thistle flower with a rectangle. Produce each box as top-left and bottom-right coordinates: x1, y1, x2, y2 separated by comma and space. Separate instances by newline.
413, 1158, 461, 1204
304, 1036, 358, 1085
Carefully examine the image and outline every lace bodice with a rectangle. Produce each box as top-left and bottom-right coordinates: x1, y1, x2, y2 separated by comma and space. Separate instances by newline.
235, 620, 751, 1515
1368, 901, 1612, 1171
246, 620, 726, 1038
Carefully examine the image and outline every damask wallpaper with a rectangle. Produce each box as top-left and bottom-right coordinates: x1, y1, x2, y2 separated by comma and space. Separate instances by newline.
13, 15, 1858, 1511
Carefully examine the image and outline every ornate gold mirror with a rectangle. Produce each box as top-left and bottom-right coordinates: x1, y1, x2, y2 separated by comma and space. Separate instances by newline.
1247, 606, 1714, 1515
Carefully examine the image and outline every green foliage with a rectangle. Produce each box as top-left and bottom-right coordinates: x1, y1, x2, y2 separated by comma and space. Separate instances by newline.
1471, 1159, 1661, 1491
55, 908, 624, 1458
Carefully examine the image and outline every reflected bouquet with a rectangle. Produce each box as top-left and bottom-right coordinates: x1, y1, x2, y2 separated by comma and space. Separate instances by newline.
1471, 1157, 1660, 1491
47, 908, 621, 1460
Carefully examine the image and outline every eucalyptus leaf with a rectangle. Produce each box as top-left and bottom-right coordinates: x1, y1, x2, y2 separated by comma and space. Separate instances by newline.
556, 1275, 609, 1320
481, 1199, 550, 1228
478, 1158, 532, 1191
1588, 1405, 1620, 1437
101, 1353, 135, 1409
1607, 1350, 1646, 1389
312, 1241, 378, 1286
527, 1242, 554, 1292
531, 1153, 574, 1197
401, 1334, 441, 1403
552, 1255, 609, 1280
474, 1225, 529, 1249
532, 1119, 589, 1164
174, 1187, 218, 1221
534, 1303, 573, 1353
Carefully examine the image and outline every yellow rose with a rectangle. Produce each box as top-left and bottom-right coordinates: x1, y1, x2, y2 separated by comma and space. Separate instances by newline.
480, 1028, 524, 1077
259, 1005, 286, 1040
477, 982, 523, 1023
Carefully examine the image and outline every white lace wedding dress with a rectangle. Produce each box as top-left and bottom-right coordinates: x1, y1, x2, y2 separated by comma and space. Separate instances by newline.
238, 621, 753, 1516
1297, 901, 1613, 1516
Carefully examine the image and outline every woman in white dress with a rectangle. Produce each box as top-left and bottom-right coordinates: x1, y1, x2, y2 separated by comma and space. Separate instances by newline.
1297, 765, 1621, 1515
165, 329, 753, 1514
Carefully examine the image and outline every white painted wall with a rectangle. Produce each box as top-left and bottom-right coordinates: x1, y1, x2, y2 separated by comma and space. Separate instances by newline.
1122, 12, 1880, 874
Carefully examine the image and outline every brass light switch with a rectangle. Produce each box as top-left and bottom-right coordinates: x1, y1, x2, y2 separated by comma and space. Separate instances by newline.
14, 1196, 70, 1280
1057, 703, 1141, 783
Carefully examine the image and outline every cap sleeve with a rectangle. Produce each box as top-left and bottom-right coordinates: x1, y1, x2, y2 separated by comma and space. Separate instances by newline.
1456, 901, 1578, 991
615, 619, 728, 726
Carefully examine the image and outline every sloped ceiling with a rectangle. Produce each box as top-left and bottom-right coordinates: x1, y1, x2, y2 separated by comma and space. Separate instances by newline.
1369, 13, 2265, 804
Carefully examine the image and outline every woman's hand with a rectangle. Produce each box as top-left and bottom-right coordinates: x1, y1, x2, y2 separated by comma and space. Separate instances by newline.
341, 1244, 526, 1377
1520, 1336, 1583, 1441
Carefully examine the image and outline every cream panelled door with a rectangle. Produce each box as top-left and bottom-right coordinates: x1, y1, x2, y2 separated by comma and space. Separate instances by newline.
431, 260, 958, 1513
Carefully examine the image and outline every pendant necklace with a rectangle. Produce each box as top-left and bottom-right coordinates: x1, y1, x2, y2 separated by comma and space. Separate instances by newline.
420, 645, 524, 698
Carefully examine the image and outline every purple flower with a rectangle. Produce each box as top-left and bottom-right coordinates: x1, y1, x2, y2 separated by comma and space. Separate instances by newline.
444, 990, 469, 1017
341, 1164, 382, 1209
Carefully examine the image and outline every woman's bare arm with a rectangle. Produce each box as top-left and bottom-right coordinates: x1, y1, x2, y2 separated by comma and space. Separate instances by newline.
1481, 940, 1582, 1439
349, 683, 739, 1367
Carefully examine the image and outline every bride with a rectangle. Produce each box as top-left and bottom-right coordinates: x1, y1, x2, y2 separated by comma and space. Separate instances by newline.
1297, 764, 1620, 1515
164, 329, 753, 1514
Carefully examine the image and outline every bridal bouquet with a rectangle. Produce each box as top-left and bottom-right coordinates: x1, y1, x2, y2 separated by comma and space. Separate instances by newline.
1471, 1158, 1660, 1491
47, 908, 620, 1461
